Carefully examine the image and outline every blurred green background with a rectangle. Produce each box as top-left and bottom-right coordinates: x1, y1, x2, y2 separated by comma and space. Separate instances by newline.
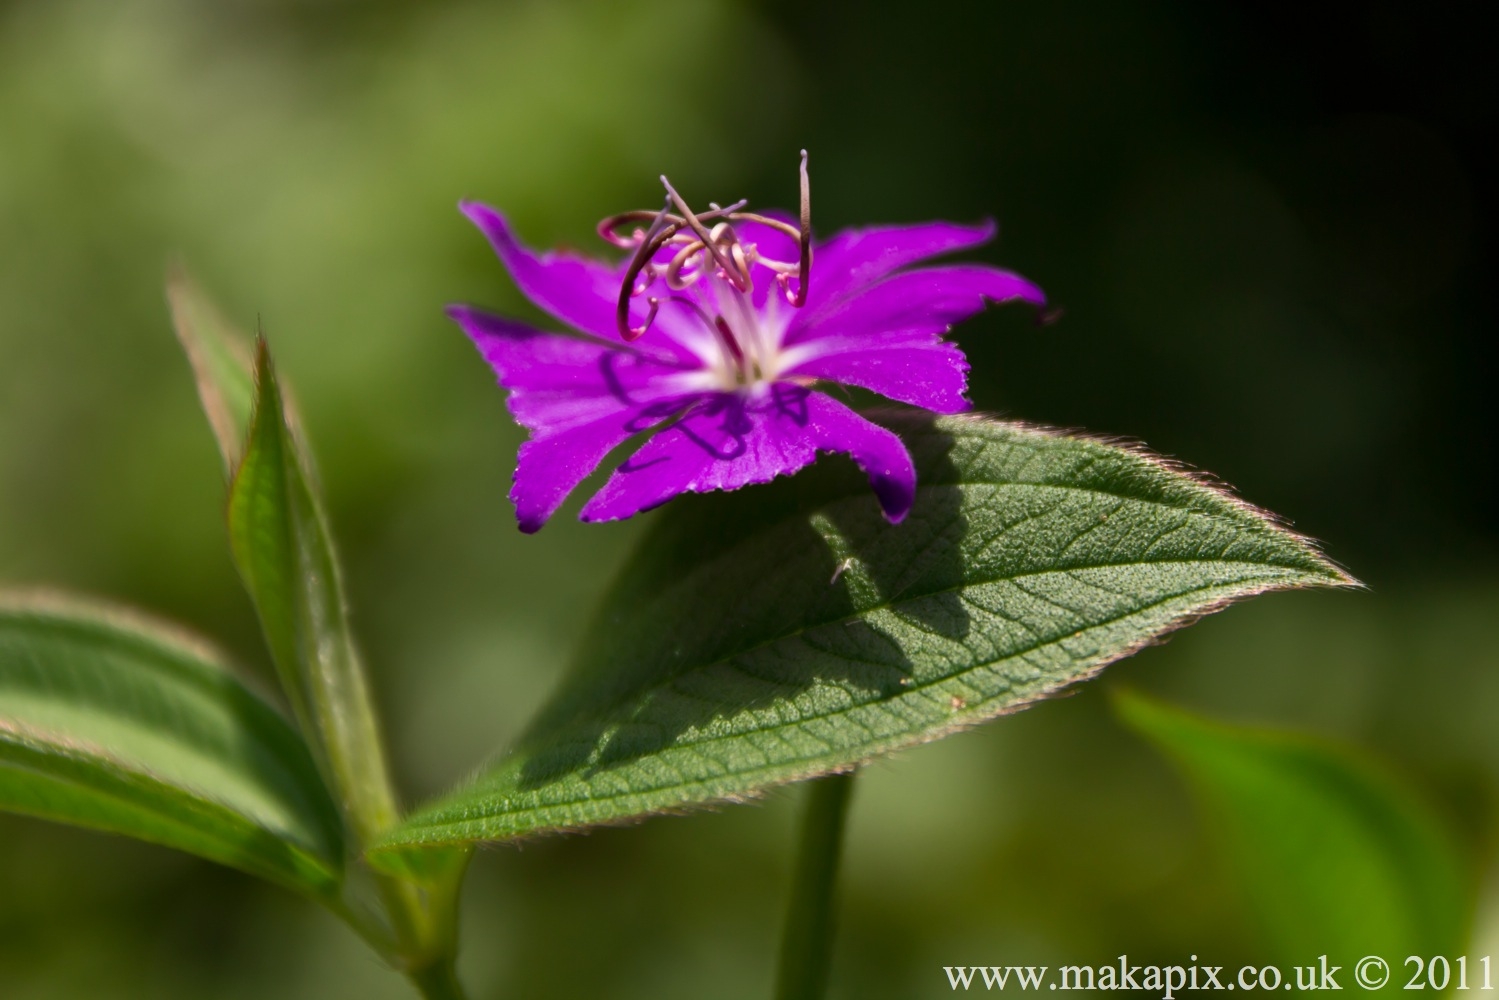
2, 0, 1495, 996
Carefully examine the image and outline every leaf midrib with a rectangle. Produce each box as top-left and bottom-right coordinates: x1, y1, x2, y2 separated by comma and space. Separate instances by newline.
560, 470, 1324, 732
614, 476, 1292, 639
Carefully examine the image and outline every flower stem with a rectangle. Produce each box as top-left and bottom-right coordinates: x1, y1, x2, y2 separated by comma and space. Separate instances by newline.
775, 769, 857, 1000
407, 956, 467, 1000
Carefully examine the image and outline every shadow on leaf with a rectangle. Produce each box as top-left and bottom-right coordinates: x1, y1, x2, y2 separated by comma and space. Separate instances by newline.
513, 410, 963, 790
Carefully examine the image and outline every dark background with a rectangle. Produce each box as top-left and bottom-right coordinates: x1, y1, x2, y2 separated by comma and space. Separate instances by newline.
2, 1, 1494, 997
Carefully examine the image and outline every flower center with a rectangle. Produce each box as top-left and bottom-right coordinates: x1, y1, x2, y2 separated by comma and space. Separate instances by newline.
599, 152, 812, 390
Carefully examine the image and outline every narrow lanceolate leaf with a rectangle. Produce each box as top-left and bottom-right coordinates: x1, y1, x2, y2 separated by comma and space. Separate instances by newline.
165, 265, 258, 472
0, 593, 343, 896
1116, 691, 1468, 963
376, 413, 1354, 853
227, 341, 399, 845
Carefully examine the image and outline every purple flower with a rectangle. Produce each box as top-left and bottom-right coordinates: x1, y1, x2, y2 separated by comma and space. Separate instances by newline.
449, 154, 1045, 533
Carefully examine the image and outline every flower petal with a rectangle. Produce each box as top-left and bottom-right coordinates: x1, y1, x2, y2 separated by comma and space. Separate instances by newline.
809, 220, 997, 308
579, 385, 916, 524
578, 387, 816, 523
785, 263, 1046, 348
785, 340, 972, 414
449, 305, 697, 532
462, 202, 624, 340
461, 202, 699, 364
799, 392, 917, 522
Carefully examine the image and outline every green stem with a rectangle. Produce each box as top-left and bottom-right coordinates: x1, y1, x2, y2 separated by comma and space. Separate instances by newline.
775, 769, 857, 1000
407, 955, 467, 1000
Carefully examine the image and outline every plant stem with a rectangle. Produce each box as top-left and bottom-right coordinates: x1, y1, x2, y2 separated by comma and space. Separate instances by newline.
775, 769, 857, 1000
407, 955, 467, 1000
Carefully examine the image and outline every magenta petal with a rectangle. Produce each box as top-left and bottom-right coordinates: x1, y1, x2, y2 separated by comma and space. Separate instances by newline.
450, 306, 690, 428
510, 418, 651, 532
578, 388, 818, 524
800, 392, 916, 522
809, 220, 996, 308
787, 264, 1047, 347
449, 305, 696, 531
787, 341, 972, 414
461, 202, 700, 364
461, 202, 625, 341
579, 385, 916, 524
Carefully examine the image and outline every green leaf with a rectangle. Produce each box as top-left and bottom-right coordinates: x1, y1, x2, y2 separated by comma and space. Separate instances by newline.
375, 414, 1353, 854
227, 340, 469, 976
165, 264, 257, 472
1116, 690, 1469, 964
227, 340, 399, 845
0, 593, 343, 896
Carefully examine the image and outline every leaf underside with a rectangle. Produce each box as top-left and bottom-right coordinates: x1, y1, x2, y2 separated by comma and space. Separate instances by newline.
1116, 691, 1467, 963
0, 594, 344, 896
375, 413, 1352, 855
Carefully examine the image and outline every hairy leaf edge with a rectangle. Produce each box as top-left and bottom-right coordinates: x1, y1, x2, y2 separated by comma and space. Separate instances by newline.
374, 418, 1357, 852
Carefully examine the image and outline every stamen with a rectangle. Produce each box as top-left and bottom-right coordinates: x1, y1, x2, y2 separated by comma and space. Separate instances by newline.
730, 241, 750, 286
712, 316, 747, 371
597, 199, 748, 247
793, 149, 811, 307
664, 240, 706, 290
727, 212, 802, 242
603, 154, 814, 345
631, 262, 657, 296
661, 176, 751, 292
627, 296, 661, 341
617, 197, 672, 340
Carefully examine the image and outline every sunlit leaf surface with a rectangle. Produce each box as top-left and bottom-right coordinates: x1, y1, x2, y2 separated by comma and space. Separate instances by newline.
1117, 691, 1469, 965
0, 594, 343, 895
376, 414, 1353, 852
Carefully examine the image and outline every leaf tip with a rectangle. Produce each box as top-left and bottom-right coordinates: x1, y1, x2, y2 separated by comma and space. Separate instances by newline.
164, 263, 259, 473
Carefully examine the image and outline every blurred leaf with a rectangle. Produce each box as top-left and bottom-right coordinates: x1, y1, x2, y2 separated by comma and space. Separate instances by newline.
375, 414, 1352, 854
1116, 690, 1469, 964
227, 340, 398, 843
0, 593, 343, 896
165, 264, 257, 473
